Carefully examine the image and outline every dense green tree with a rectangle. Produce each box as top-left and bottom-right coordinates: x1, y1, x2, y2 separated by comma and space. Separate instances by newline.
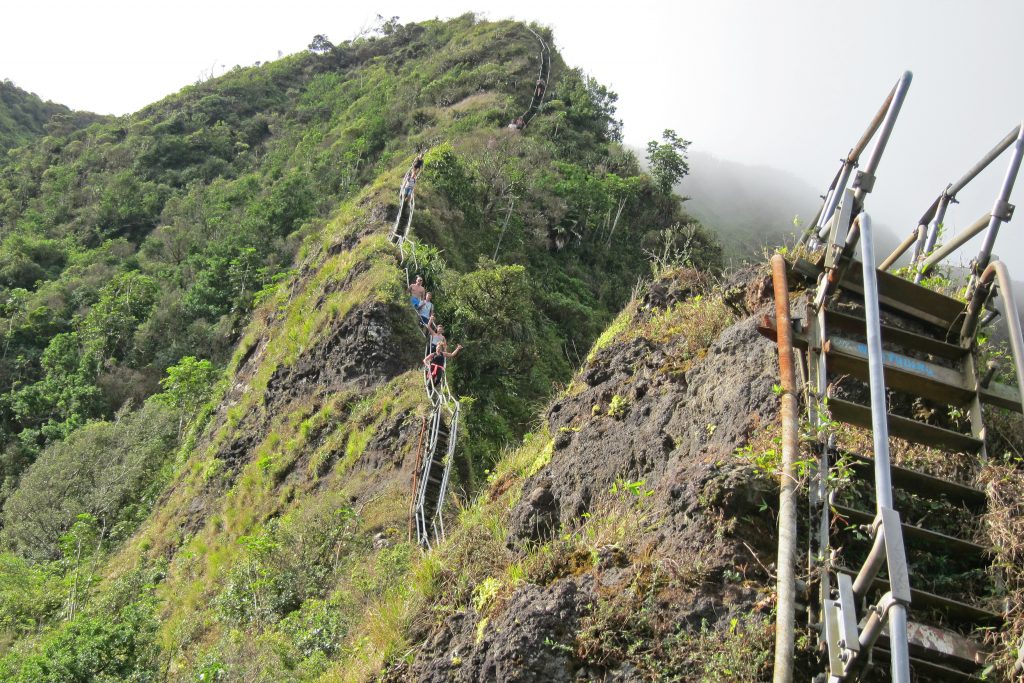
646, 129, 691, 194
154, 355, 220, 434
2, 400, 179, 561
308, 34, 334, 54
78, 271, 159, 366
0, 552, 62, 640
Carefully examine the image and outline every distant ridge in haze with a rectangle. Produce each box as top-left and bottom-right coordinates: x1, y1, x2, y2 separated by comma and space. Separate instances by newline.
681, 150, 817, 263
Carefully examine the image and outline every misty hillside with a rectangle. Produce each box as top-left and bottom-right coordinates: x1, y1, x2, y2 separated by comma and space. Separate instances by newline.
679, 151, 814, 262
681, 151, 915, 264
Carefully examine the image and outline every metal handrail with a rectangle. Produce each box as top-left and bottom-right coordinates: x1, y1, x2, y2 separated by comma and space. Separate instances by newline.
880, 123, 1023, 279
970, 123, 1024, 285
912, 124, 1023, 269
917, 211, 990, 275
804, 72, 913, 245
392, 155, 462, 547
809, 210, 913, 683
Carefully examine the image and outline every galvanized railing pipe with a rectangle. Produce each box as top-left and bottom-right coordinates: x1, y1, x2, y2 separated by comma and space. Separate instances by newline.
803, 164, 843, 243
834, 74, 914, 253
816, 163, 856, 239
879, 224, 924, 271
915, 125, 1021, 269
770, 254, 799, 683
851, 529, 887, 600
918, 212, 992, 275
851, 79, 901, 163
950, 125, 1022, 197
917, 194, 953, 275
809, 74, 910, 243
858, 212, 912, 682
911, 195, 943, 263
853, 72, 913, 213
973, 123, 1024, 278
859, 213, 895, 510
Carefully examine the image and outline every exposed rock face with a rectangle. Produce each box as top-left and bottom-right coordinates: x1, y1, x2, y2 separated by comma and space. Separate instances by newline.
527, 310, 778, 552
406, 270, 784, 681
166, 291, 423, 545
414, 579, 594, 683
265, 300, 420, 411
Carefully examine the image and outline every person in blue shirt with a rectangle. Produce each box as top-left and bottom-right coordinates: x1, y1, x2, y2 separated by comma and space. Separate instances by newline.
417, 292, 434, 326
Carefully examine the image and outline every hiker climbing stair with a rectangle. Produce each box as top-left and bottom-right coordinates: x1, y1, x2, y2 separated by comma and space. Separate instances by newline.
763, 72, 1024, 682
390, 151, 463, 548
508, 26, 551, 130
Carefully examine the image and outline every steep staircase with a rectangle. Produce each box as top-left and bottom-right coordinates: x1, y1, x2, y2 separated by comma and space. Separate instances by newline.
390, 158, 462, 549
518, 26, 551, 129
763, 73, 1024, 682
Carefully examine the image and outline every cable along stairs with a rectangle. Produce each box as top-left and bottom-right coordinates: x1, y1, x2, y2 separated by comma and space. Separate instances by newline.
763, 71, 1024, 682
390, 164, 461, 549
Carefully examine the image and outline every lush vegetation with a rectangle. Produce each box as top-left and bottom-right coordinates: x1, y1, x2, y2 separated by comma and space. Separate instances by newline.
0, 14, 724, 680
0, 80, 105, 164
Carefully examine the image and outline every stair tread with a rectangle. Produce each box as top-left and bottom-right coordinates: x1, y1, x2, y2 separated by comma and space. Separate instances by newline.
828, 397, 983, 453
831, 503, 988, 557
874, 647, 984, 681
865, 576, 1003, 624
878, 620, 987, 667
825, 307, 969, 361
840, 450, 986, 508
825, 333, 974, 406
794, 257, 966, 329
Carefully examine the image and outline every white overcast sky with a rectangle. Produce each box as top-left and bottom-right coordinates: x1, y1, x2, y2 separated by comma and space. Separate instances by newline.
3, 0, 1024, 269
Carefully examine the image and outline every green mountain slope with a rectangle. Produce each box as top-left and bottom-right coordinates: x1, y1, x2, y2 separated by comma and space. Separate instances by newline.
0, 15, 725, 681
0, 80, 105, 163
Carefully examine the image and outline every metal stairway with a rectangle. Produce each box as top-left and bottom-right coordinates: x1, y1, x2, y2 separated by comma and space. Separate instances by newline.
410, 388, 459, 548
390, 155, 462, 549
763, 73, 1024, 682
518, 26, 550, 129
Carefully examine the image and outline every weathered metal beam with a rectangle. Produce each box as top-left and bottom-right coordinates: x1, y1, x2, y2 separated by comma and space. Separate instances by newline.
827, 398, 983, 453
824, 309, 967, 361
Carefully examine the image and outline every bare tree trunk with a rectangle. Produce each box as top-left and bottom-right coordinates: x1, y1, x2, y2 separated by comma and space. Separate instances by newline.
606, 196, 628, 246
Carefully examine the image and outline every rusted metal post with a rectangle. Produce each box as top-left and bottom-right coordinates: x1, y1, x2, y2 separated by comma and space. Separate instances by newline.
408, 415, 428, 543
770, 254, 799, 683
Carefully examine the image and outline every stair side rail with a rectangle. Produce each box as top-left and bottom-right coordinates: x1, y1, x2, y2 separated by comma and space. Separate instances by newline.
812, 210, 913, 683
886, 123, 1023, 281
801, 72, 913, 247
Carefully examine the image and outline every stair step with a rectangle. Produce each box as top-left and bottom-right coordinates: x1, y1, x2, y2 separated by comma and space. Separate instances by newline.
832, 503, 988, 558
866, 577, 1002, 625
825, 334, 974, 407
880, 620, 987, 668
794, 257, 966, 329
874, 648, 984, 681
841, 451, 986, 509
825, 308, 969, 362
828, 398, 983, 453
